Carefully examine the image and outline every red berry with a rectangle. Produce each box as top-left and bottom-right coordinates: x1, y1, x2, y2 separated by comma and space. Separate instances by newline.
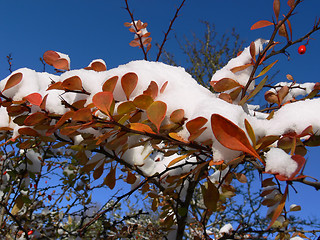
48, 195, 52, 201
28, 230, 33, 235
298, 45, 306, 54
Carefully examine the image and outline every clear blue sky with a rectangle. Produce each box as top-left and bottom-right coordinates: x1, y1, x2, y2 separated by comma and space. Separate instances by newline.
0, 0, 319, 222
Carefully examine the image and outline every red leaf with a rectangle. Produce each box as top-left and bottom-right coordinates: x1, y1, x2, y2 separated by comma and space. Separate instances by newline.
251, 20, 274, 30
43, 50, 60, 66
73, 108, 93, 122
102, 76, 118, 93
186, 117, 208, 135
267, 184, 288, 230
24, 112, 47, 126
53, 58, 69, 71
62, 76, 83, 91
147, 101, 167, 132
23, 93, 42, 106
211, 114, 262, 162
92, 92, 114, 117
121, 72, 138, 100
143, 81, 158, 99
3, 72, 23, 92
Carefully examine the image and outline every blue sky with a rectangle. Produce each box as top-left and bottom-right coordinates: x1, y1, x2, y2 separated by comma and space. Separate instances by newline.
0, 0, 319, 223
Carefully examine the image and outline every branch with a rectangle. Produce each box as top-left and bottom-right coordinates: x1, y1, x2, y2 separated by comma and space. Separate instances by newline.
156, 0, 186, 61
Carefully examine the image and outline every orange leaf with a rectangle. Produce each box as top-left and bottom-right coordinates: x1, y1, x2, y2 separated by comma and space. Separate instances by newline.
251, 20, 274, 30
133, 94, 153, 110
92, 92, 113, 117
121, 72, 138, 100
169, 132, 189, 143
230, 64, 253, 73
168, 154, 189, 167
186, 117, 208, 135
73, 108, 92, 122
102, 76, 118, 92
147, 101, 167, 132
47, 82, 64, 90
211, 78, 240, 92
53, 58, 69, 71
62, 76, 83, 91
211, 114, 262, 162
160, 81, 168, 94
91, 61, 107, 72
170, 109, 185, 123
130, 123, 155, 134
276, 155, 306, 181
267, 184, 288, 230
24, 112, 47, 126
287, 0, 295, 8
23, 93, 42, 106
40, 94, 48, 110
273, 0, 280, 22
43, 50, 60, 66
3, 72, 23, 92
143, 81, 158, 99
188, 127, 207, 142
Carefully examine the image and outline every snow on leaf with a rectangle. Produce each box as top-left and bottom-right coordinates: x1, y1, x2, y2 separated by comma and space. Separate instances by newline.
121, 72, 138, 100
276, 155, 306, 181
92, 92, 114, 117
211, 114, 262, 162
62, 76, 83, 91
250, 20, 274, 30
23, 93, 42, 106
102, 76, 118, 92
147, 101, 167, 132
3, 72, 23, 92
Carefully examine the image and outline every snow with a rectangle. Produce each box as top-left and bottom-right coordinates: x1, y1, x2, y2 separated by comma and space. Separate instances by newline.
0, 39, 319, 180
265, 148, 298, 178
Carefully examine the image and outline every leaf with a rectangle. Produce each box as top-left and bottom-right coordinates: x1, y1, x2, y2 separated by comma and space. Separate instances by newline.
102, 76, 118, 92
24, 112, 47, 126
3, 72, 23, 92
130, 123, 155, 134
43, 50, 60, 66
72, 108, 92, 122
170, 109, 185, 123
212, 78, 240, 92
267, 184, 288, 230
53, 58, 69, 71
278, 22, 288, 40
239, 75, 268, 105
23, 93, 42, 106
91, 61, 107, 72
11, 195, 24, 215
18, 127, 39, 137
287, 0, 295, 8
202, 180, 219, 211
273, 0, 280, 22
121, 72, 138, 100
264, 91, 279, 104
244, 119, 256, 148
235, 173, 247, 183
93, 161, 104, 180
218, 93, 232, 103
276, 155, 306, 181
169, 132, 189, 143
143, 81, 158, 99
147, 101, 167, 132
160, 81, 168, 94
211, 114, 262, 162
256, 135, 280, 151
104, 165, 116, 189
278, 86, 289, 104
40, 94, 48, 110
167, 154, 189, 167
251, 20, 274, 30
133, 94, 154, 110
256, 60, 278, 78
92, 92, 114, 117
249, 41, 256, 62
117, 101, 136, 115
47, 81, 64, 90
188, 127, 207, 142
186, 117, 208, 134
230, 64, 253, 73
62, 76, 83, 91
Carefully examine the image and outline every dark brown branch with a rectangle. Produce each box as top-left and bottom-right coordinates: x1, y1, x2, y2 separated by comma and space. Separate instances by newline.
156, 0, 186, 61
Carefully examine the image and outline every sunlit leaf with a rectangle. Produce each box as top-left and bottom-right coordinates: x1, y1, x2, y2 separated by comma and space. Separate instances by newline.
218, 93, 232, 103
211, 114, 262, 162
53, 58, 69, 71
188, 127, 207, 142
92, 92, 114, 117
287, 0, 295, 8
117, 101, 136, 115
121, 72, 138, 100
133, 94, 154, 110
23, 93, 42, 106
256, 60, 278, 78
273, 0, 280, 22
278, 86, 289, 104
91, 61, 107, 72
43, 50, 60, 66
230, 64, 253, 73
170, 109, 185, 123
169, 132, 189, 143
11, 195, 24, 215
256, 135, 280, 151
186, 117, 208, 134
143, 81, 158, 99
62, 76, 83, 91
147, 101, 167, 132
160, 81, 168, 94
167, 154, 189, 167
245, 119, 256, 148
3, 72, 23, 92
264, 91, 279, 104
239, 75, 268, 105
250, 41, 256, 62
251, 20, 274, 30
47, 81, 64, 90
102, 76, 118, 92
130, 123, 155, 134
266, 184, 288, 230
72, 108, 92, 122
235, 172, 247, 183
